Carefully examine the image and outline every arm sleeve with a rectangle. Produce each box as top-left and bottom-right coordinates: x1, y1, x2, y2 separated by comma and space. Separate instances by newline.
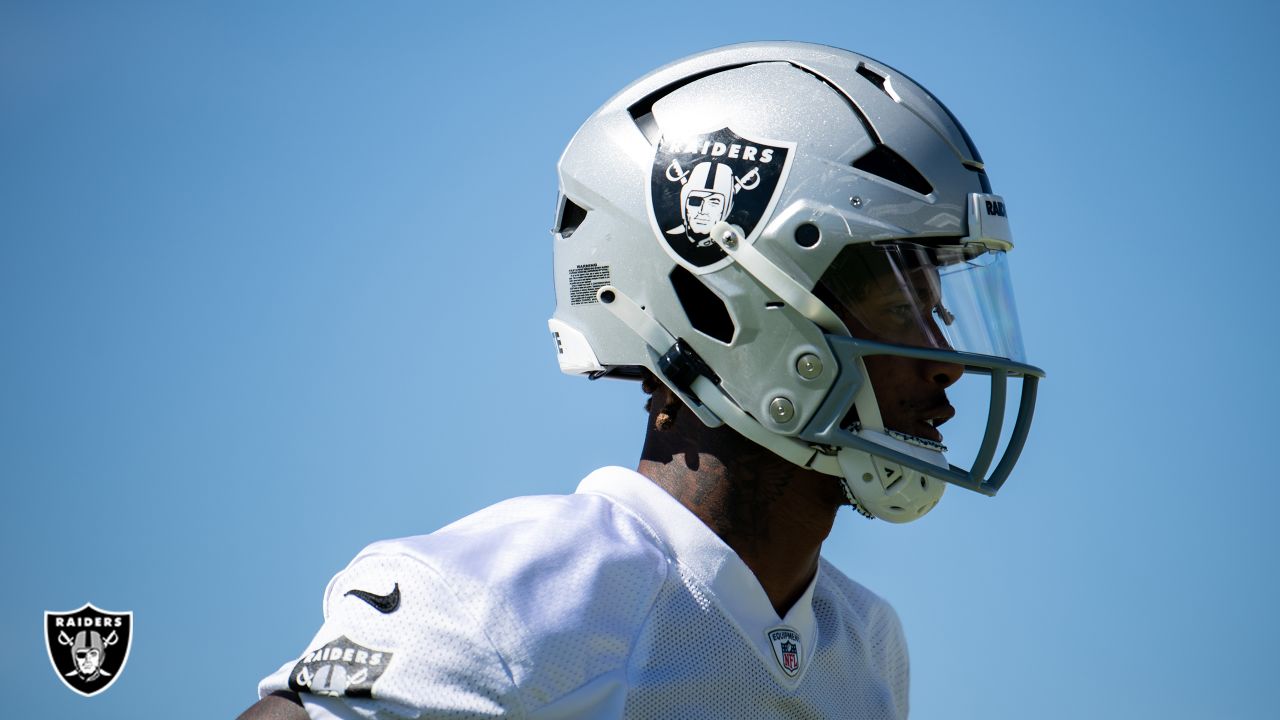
257, 548, 524, 719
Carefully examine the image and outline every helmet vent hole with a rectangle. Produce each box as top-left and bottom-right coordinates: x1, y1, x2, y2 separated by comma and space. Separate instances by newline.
669, 265, 735, 344
855, 64, 900, 102
632, 112, 661, 145
851, 145, 933, 196
920, 477, 928, 489
794, 223, 820, 248
626, 62, 759, 145
556, 196, 589, 238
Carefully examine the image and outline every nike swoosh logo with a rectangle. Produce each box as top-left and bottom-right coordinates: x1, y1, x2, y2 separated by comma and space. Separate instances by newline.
345, 583, 400, 614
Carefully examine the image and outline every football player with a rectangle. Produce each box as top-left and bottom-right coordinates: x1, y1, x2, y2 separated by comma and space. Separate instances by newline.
240, 41, 1043, 719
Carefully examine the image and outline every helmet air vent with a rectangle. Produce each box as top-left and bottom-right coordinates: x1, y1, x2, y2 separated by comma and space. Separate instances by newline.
855, 64, 900, 102
627, 63, 757, 145
556, 195, 589, 238
669, 265, 735, 344
851, 145, 933, 196
854, 61, 989, 187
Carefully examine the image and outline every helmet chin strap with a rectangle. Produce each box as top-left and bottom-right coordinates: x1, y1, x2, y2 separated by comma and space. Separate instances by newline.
706, 225, 951, 521
707, 221, 887, 433
596, 284, 839, 476
598, 282, 944, 522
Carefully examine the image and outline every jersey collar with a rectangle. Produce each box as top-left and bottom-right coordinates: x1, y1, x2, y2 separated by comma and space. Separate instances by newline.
577, 466, 818, 685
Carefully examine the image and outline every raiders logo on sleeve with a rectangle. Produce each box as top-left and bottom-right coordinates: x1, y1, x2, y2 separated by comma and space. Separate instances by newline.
289, 636, 393, 699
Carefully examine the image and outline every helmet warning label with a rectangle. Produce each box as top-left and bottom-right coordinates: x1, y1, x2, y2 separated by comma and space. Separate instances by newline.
649, 127, 793, 270
568, 263, 611, 305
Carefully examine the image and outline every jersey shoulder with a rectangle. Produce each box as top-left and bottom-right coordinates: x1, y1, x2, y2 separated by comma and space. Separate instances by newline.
815, 558, 909, 713
314, 491, 670, 715
814, 557, 907, 656
814, 557, 899, 623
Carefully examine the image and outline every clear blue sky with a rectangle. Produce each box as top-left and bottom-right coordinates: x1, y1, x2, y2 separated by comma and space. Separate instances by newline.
3, 1, 1276, 718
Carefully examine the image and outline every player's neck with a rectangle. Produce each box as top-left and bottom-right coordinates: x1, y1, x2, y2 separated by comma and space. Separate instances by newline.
637, 416, 845, 617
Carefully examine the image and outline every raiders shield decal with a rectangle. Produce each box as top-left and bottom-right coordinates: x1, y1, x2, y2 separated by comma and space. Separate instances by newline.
649, 127, 794, 270
44, 603, 133, 697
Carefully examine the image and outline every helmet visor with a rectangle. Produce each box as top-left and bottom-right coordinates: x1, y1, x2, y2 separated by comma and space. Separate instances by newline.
817, 241, 1026, 363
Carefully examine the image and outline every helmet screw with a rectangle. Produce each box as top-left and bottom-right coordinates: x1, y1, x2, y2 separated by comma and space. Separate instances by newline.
795, 353, 823, 380
720, 228, 737, 247
849, 196, 862, 208
768, 397, 795, 423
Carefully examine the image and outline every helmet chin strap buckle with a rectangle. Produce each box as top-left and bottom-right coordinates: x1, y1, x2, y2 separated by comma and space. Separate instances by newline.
657, 339, 720, 395
596, 284, 724, 429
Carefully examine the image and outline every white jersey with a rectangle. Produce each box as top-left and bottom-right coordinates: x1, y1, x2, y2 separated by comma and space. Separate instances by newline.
259, 467, 909, 719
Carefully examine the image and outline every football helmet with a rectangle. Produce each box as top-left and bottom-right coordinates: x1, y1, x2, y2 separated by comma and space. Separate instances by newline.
72, 631, 106, 677
549, 42, 1044, 522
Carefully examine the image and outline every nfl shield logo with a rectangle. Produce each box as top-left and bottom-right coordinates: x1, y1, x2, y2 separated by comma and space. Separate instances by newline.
767, 626, 803, 678
781, 641, 799, 673
44, 603, 133, 697
649, 127, 794, 271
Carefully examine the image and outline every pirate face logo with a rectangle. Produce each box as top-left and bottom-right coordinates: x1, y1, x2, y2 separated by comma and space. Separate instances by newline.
650, 127, 794, 270
73, 631, 107, 679
682, 162, 734, 237
45, 603, 133, 697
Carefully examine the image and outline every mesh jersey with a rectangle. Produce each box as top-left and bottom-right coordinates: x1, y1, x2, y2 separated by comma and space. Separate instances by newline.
258, 467, 909, 719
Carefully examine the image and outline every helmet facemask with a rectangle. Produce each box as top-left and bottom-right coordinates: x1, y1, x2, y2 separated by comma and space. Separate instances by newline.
800, 238, 1039, 520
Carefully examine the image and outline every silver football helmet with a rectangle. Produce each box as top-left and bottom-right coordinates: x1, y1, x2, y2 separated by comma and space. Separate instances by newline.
549, 42, 1044, 522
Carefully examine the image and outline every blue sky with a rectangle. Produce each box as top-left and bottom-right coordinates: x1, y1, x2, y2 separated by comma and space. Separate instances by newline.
3, 1, 1277, 718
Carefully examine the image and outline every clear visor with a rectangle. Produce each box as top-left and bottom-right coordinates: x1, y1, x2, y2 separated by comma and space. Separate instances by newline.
817, 241, 1026, 363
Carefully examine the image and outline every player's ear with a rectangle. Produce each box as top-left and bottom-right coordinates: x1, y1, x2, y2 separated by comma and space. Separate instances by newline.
640, 369, 681, 432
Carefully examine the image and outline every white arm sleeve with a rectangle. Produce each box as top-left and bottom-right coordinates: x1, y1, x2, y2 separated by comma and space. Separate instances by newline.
258, 549, 523, 719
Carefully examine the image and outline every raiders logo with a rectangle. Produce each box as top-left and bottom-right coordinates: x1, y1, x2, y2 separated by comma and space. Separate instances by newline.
649, 128, 794, 270
289, 635, 393, 699
44, 603, 133, 697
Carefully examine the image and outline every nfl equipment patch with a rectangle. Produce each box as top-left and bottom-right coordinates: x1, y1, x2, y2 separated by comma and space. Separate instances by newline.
767, 626, 802, 677
649, 127, 794, 271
